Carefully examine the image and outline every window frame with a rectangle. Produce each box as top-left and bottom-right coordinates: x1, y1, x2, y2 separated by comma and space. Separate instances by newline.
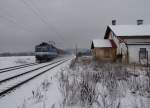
139, 48, 147, 59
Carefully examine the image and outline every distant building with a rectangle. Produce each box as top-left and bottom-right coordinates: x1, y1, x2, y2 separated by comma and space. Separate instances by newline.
104, 24, 150, 65
91, 20, 150, 65
91, 39, 117, 62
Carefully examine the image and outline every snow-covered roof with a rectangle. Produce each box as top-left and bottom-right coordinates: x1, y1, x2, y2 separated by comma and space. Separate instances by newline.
108, 25, 150, 36
91, 39, 112, 48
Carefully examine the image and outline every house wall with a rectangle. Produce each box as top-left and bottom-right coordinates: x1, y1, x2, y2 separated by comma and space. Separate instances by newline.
105, 29, 150, 65
92, 48, 116, 62
128, 45, 150, 64
108, 31, 121, 54
121, 38, 150, 44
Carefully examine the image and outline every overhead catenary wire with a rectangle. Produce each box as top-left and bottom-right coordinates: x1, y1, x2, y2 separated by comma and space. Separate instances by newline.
0, 7, 34, 33
20, 0, 48, 25
0, 15, 33, 33
20, 0, 66, 43
0, 0, 67, 48
30, 0, 66, 43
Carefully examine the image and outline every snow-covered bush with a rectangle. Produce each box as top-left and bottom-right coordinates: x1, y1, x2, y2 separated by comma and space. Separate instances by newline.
59, 59, 124, 107
18, 79, 51, 108
59, 57, 150, 108
41, 79, 51, 92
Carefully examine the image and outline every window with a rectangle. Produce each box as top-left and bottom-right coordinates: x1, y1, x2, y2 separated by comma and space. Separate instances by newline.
140, 48, 146, 59
35, 47, 48, 52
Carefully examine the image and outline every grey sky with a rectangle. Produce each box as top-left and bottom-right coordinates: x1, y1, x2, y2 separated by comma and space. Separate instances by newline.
0, 0, 150, 52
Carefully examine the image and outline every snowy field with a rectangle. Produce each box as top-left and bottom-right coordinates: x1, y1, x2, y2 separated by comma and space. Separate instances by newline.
0, 55, 73, 108
0, 56, 150, 108
0, 56, 35, 69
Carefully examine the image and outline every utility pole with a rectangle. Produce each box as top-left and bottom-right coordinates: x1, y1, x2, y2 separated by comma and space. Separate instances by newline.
75, 44, 78, 59
147, 51, 148, 67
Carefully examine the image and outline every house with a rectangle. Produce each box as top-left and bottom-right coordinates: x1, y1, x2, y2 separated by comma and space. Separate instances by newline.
91, 39, 117, 62
104, 20, 150, 65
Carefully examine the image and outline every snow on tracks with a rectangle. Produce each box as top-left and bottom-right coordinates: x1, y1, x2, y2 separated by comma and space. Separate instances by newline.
0, 58, 70, 97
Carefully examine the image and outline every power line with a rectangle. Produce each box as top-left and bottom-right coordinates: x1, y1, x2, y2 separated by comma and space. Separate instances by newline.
20, 0, 66, 43
0, 15, 33, 33
0, 7, 34, 33
20, 0, 48, 25
29, 0, 66, 42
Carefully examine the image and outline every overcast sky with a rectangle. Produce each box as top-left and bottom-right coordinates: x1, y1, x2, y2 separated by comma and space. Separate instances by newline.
0, 0, 150, 52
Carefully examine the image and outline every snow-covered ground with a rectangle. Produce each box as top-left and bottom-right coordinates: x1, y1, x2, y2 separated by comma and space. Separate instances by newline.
57, 57, 150, 108
1, 55, 150, 108
0, 55, 73, 108
0, 56, 35, 69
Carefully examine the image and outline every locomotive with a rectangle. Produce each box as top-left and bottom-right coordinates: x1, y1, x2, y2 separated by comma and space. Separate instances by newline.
35, 42, 58, 62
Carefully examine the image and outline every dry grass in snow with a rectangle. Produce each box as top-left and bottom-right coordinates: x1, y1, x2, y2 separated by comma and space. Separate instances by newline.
58, 57, 150, 108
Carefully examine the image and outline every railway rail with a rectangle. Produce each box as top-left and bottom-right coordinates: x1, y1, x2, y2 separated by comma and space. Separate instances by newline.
0, 58, 70, 97
0, 63, 36, 71
0, 56, 64, 74
0, 59, 65, 84
0, 63, 38, 74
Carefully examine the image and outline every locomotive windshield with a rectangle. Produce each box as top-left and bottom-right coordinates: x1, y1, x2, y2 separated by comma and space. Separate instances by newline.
35, 47, 48, 52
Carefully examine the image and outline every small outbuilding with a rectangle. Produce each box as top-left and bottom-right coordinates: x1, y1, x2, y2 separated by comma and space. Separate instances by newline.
91, 39, 117, 62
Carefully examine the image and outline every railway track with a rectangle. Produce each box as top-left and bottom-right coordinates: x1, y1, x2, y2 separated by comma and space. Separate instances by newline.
0, 62, 36, 71
0, 56, 65, 74
0, 58, 65, 84
0, 62, 38, 74
0, 58, 70, 97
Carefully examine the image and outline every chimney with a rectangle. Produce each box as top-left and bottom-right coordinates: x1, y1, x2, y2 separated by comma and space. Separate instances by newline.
112, 20, 116, 25
137, 19, 143, 25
